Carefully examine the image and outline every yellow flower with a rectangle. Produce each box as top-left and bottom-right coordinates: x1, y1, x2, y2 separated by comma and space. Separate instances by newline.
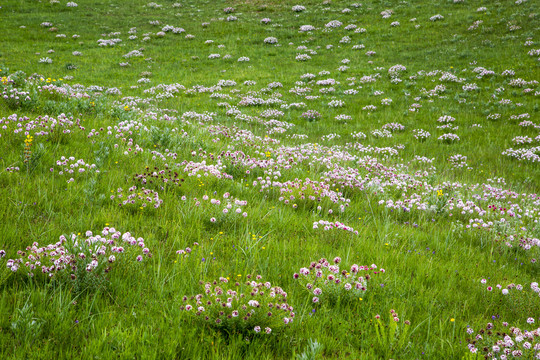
450, 318, 455, 322
437, 189, 443, 196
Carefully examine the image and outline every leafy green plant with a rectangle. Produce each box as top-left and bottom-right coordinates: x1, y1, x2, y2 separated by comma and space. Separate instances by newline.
373, 310, 412, 358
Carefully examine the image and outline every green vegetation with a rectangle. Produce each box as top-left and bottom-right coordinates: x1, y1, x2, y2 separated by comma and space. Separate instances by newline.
0, 0, 539, 358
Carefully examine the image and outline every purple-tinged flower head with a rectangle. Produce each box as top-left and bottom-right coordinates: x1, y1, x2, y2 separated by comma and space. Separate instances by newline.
527, 317, 535, 324
136, 255, 143, 262
350, 264, 359, 273
313, 288, 322, 295
0, 250, 5, 258
312, 297, 319, 303
481, 278, 487, 284
293, 273, 299, 279
254, 326, 261, 333
375, 314, 380, 319
502, 289, 509, 295
487, 286, 493, 291
265, 327, 272, 334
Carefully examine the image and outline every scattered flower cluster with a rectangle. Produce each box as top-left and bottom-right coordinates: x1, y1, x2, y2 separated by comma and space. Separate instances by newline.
6, 227, 150, 279
181, 275, 294, 335
294, 257, 384, 305
111, 186, 163, 209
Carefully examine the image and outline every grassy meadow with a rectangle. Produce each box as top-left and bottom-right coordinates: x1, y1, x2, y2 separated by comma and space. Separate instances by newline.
0, 0, 539, 358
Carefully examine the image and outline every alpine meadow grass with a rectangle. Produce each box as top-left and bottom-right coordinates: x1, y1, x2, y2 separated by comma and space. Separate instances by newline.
0, 0, 539, 359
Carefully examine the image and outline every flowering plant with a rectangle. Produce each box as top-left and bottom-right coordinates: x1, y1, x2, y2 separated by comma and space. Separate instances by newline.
293, 257, 384, 306
466, 320, 540, 358
181, 275, 294, 336
6, 227, 151, 293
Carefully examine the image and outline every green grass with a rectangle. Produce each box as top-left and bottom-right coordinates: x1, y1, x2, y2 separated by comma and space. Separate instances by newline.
0, 0, 539, 358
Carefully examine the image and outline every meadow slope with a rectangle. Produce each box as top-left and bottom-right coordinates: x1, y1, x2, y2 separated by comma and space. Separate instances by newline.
0, 0, 539, 359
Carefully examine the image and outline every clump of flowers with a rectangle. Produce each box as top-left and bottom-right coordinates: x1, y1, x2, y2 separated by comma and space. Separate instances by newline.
412, 129, 431, 141
312, 220, 358, 235
328, 99, 345, 108
181, 275, 294, 336
189, 192, 248, 222
438, 133, 460, 143
466, 320, 540, 358
264, 37, 278, 45
132, 165, 184, 190
6, 227, 151, 293
111, 186, 163, 209
301, 110, 321, 121
53, 157, 99, 182
296, 54, 311, 61
294, 257, 384, 306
